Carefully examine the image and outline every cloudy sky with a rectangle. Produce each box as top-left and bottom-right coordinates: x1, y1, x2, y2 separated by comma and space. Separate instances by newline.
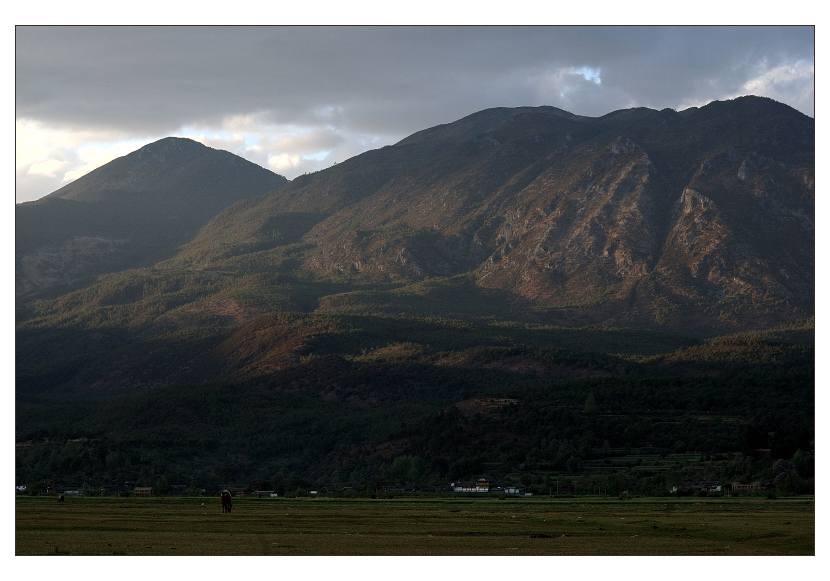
15, 23, 814, 203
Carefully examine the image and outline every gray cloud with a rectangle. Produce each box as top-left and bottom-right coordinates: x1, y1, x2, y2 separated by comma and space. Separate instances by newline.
15, 25, 814, 201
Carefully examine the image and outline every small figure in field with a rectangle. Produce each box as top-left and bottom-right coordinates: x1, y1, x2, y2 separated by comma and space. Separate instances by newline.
220, 490, 232, 513
58, 494, 64, 503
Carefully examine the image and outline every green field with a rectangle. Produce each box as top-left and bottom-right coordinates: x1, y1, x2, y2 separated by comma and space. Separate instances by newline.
15, 495, 814, 556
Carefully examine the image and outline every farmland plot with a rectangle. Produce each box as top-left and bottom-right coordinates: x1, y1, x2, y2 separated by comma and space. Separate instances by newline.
15, 496, 813, 556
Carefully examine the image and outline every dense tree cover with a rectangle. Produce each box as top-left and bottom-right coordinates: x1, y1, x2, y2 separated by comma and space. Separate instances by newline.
16, 321, 813, 496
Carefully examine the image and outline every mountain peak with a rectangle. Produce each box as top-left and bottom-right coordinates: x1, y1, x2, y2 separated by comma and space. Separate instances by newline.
45, 137, 285, 203
135, 136, 209, 155
395, 105, 581, 147
681, 94, 808, 119
17, 138, 289, 296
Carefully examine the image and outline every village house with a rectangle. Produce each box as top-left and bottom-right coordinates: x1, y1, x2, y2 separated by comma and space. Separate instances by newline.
133, 486, 153, 496
504, 484, 528, 495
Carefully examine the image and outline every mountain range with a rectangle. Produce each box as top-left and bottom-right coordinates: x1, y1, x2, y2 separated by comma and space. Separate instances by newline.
170, 96, 813, 330
19, 95, 814, 328
15, 96, 814, 493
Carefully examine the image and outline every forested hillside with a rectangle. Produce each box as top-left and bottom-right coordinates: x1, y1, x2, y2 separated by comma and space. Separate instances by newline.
16, 316, 814, 496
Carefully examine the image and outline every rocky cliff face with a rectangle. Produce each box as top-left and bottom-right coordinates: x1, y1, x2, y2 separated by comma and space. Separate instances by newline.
234, 97, 811, 328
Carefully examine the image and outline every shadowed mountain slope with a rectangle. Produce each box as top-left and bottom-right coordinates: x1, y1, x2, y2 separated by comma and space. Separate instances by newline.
16, 137, 287, 297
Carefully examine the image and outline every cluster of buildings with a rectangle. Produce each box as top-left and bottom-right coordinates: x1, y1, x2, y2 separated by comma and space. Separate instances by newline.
669, 480, 774, 494
450, 477, 530, 495
16, 476, 777, 498
671, 481, 723, 493
730, 481, 773, 492
15, 482, 205, 497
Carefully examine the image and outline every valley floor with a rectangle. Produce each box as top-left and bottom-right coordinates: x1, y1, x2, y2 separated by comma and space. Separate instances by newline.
16, 495, 814, 556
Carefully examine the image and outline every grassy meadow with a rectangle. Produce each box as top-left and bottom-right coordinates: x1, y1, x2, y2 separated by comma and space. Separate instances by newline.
15, 495, 814, 556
